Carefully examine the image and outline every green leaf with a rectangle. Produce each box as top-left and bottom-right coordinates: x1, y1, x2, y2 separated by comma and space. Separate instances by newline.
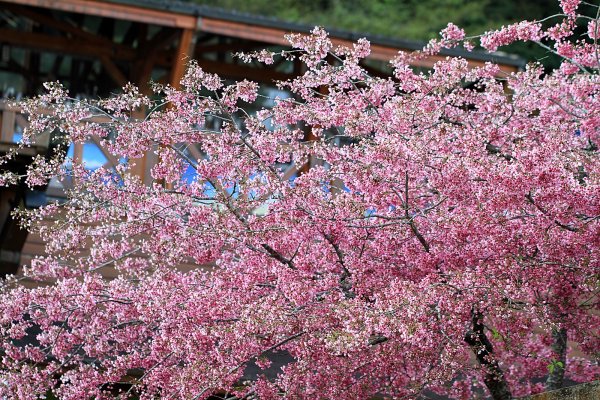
547, 360, 564, 373
491, 328, 501, 340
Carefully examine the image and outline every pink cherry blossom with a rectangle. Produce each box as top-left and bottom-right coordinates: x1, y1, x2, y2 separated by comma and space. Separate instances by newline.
0, 2, 598, 399
441, 23, 466, 41
480, 21, 543, 52
588, 19, 599, 40
560, 0, 580, 16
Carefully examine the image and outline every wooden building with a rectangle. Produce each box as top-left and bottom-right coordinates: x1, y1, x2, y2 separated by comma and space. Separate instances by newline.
0, 0, 525, 276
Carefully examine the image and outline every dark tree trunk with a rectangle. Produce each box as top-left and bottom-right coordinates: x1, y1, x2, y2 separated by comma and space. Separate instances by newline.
546, 327, 567, 390
464, 311, 512, 400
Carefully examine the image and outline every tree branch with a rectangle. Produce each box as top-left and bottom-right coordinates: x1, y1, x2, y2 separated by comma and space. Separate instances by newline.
323, 233, 355, 299
404, 172, 430, 253
546, 327, 567, 391
464, 310, 512, 400
193, 331, 305, 399
262, 244, 297, 270
525, 192, 579, 232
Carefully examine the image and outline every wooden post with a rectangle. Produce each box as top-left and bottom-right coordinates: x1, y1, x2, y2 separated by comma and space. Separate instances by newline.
129, 29, 195, 186
148, 27, 196, 189
170, 28, 196, 89
1, 109, 16, 143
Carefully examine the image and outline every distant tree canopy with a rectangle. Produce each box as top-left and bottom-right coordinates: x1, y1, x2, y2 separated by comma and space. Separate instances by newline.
190, 0, 594, 68
192, 0, 557, 40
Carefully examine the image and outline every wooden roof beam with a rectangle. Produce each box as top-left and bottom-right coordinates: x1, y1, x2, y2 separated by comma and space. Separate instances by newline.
0, 28, 137, 60
0, 0, 198, 29
195, 41, 272, 55
2, 3, 111, 46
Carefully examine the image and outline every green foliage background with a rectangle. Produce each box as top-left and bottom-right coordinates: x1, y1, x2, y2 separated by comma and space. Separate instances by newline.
192, 0, 558, 41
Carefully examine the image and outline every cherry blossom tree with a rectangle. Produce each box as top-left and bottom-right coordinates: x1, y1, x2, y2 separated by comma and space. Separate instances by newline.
0, 1, 598, 399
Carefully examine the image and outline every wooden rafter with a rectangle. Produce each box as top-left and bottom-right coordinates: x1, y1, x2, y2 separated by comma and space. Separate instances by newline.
195, 41, 271, 55
0, 28, 137, 60
2, 3, 111, 46
0, 0, 198, 29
